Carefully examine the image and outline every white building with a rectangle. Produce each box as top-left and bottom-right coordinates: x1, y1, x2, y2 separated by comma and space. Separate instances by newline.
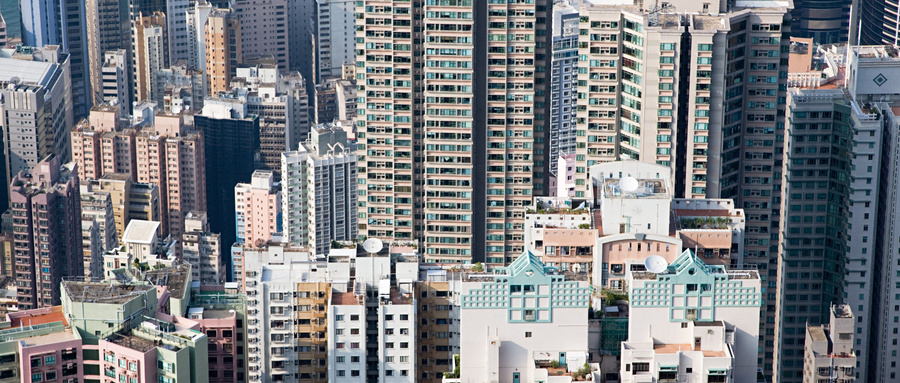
459, 251, 592, 383
80, 183, 118, 254
328, 289, 368, 381
315, 0, 356, 79
0, 45, 73, 191
181, 211, 224, 284
242, 243, 325, 382
82, 219, 103, 279
622, 249, 762, 383
100, 50, 130, 115
282, 122, 358, 256
803, 304, 856, 383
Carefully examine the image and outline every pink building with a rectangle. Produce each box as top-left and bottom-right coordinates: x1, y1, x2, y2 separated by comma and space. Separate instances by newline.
234, 170, 281, 246
10, 156, 82, 309
98, 334, 158, 383
185, 306, 240, 382
72, 109, 206, 238
10, 307, 83, 383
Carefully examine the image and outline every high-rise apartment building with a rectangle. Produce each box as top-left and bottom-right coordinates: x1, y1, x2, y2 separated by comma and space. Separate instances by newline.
18, 0, 91, 120
80, 183, 118, 255
548, 1, 578, 176
241, 243, 330, 381
228, 65, 310, 175
802, 305, 856, 383
85, 0, 131, 107
622, 249, 762, 383
0, 45, 73, 213
282, 123, 357, 256
315, 0, 355, 79
233, 0, 289, 69
789, 0, 848, 44
134, 113, 206, 236
315, 77, 356, 124
10, 156, 81, 310
181, 211, 224, 284
72, 108, 205, 237
576, 1, 790, 373
459, 251, 590, 382
777, 44, 900, 383
234, 170, 282, 246
133, 12, 168, 105
196, 101, 260, 248
205, 9, 242, 95
166, 0, 192, 65
100, 50, 131, 114
357, 0, 550, 265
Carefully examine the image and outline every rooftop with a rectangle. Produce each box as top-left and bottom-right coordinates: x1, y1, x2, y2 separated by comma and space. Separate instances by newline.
390, 288, 413, 305
602, 178, 668, 199
807, 325, 827, 342
693, 320, 724, 327
122, 220, 160, 244
332, 292, 362, 306
0, 56, 55, 86
9, 306, 67, 327
20, 328, 79, 347
654, 343, 726, 357
105, 332, 158, 353
63, 282, 155, 304
144, 264, 191, 299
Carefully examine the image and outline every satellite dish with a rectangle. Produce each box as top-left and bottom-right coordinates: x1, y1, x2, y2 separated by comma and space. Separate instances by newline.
644, 255, 669, 274
619, 176, 639, 192
363, 238, 384, 254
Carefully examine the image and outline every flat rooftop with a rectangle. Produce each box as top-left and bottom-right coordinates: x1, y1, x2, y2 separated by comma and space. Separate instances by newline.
693, 320, 724, 327
807, 325, 827, 342
144, 264, 190, 299
9, 306, 67, 327
332, 292, 362, 306
654, 343, 726, 357
0, 57, 54, 86
123, 220, 160, 244
106, 333, 158, 353
21, 328, 79, 347
63, 282, 155, 304
603, 178, 668, 199
390, 288, 412, 305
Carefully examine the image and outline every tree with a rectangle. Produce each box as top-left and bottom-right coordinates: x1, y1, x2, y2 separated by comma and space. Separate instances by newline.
444, 354, 461, 378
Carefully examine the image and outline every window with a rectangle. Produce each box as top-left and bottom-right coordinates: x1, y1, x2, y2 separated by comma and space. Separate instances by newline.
336, 356, 345, 363
524, 310, 536, 321
633, 363, 650, 372
525, 332, 532, 338
44, 356, 55, 365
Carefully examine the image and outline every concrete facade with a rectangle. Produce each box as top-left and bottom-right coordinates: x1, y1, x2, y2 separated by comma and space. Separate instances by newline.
234, 170, 282, 246
459, 251, 591, 382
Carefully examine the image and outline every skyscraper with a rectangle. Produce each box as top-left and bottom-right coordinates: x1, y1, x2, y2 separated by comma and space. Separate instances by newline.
196, 100, 260, 249
205, 9, 242, 95
0, 45, 73, 213
10, 156, 82, 309
19, 0, 91, 120
548, 2, 578, 177
85, 0, 131, 107
133, 12, 168, 104
282, 122, 358, 256
789, 0, 848, 44
234, 170, 282, 246
576, 2, 791, 375
233, 0, 290, 69
315, 0, 356, 79
357, 0, 550, 265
